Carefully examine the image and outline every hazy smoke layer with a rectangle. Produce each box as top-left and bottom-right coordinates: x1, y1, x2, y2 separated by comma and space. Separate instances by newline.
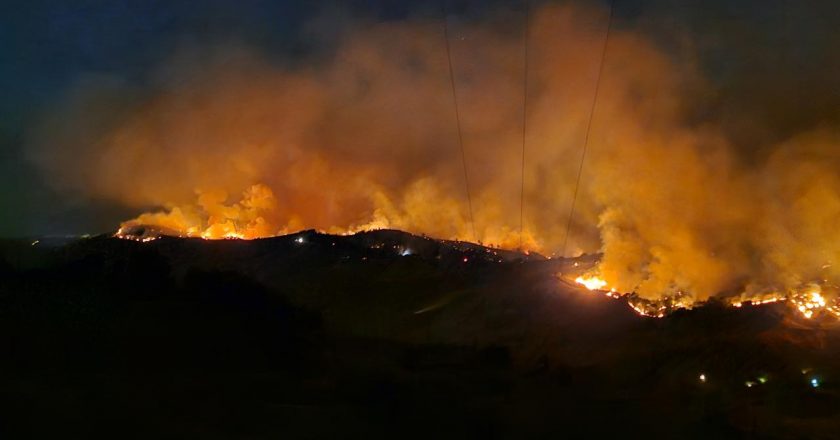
29, 4, 840, 305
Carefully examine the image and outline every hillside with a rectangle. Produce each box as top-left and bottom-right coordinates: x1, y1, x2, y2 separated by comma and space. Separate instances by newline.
1, 230, 839, 438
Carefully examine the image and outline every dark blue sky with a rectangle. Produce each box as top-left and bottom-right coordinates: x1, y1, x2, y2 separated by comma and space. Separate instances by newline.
1, 0, 838, 236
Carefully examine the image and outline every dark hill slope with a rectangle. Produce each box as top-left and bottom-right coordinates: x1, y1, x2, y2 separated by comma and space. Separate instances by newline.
1, 230, 839, 438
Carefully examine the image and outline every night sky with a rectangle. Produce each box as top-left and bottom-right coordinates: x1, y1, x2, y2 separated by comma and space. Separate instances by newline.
2, 0, 838, 237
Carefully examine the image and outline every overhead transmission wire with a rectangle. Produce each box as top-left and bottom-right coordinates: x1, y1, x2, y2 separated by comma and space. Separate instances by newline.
561, 0, 615, 257
442, 0, 477, 242
518, 0, 530, 250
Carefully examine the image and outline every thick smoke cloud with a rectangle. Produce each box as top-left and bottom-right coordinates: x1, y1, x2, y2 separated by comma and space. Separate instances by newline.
28, 3, 840, 305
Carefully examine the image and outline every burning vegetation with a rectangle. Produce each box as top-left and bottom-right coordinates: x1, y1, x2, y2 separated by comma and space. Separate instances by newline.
574, 274, 840, 320
31, 4, 840, 320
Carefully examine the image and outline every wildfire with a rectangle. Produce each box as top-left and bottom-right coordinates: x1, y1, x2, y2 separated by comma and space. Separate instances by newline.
731, 297, 782, 308
574, 275, 608, 291
115, 224, 247, 241
118, 203, 840, 323
573, 272, 840, 320
788, 287, 840, 319
572, 274, 667, 316
114, 213, 840, 323
627, 301, 666, 318
202, 230, 246, 240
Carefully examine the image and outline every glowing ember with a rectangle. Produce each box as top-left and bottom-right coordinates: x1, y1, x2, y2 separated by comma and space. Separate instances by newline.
627, 299, 666, 318
786, 286, 839, 319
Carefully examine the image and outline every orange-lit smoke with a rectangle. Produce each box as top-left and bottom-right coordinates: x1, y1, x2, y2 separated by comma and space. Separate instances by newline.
29, 4, 840, 312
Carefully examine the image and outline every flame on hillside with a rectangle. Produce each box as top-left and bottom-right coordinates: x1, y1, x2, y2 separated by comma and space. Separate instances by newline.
575, 274, 840, 320
30, 3, 840, 322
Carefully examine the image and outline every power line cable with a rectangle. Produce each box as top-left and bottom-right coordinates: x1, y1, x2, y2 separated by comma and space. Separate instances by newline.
561, 0, 615, 257
442, 0, 477, 242
518, 0, 530, 250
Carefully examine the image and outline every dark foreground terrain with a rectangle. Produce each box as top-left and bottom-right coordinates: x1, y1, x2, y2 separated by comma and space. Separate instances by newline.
1, 230, 839, 439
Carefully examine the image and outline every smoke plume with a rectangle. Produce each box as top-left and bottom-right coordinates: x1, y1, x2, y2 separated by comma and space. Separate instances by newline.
28, 3, 840, 307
